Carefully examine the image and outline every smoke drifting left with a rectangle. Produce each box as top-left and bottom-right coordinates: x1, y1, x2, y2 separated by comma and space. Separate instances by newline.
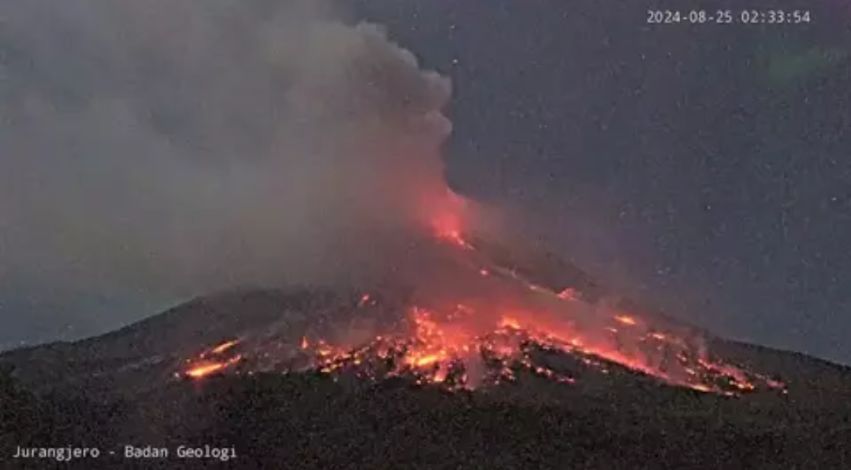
0, 0, 468, 326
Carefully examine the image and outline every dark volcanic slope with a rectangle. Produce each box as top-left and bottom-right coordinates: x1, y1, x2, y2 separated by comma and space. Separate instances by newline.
2, 237, 851, 468
3, 361, 851, 469
2, 287, 851, 468
0, 288, 361, 396
173, 374, 851, 469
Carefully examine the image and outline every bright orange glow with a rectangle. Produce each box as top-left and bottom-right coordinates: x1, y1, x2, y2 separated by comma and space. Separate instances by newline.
177, 225, 784, 397
436, 229, 474, 250
557, 288, 578, 301
293, 282, 777, 394
613, 315, 637, 326
185, 355, 242, 379
316, 340, 335, 357
210, 339, 239, 355
427, 188, 471, 249
413, 354, 441, 367
499, 316, 522, 330
186, 363, 225, 378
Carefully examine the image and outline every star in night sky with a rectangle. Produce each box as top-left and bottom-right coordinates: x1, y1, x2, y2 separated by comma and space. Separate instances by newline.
1, 1, 849, 364
355, 0, 851, 363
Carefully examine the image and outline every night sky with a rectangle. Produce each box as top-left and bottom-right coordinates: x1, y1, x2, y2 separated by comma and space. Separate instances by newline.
354, 1, 851, 363
2, 1, 849, 364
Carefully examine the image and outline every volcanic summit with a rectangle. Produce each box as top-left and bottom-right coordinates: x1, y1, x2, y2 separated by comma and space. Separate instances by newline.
3, 225, 851, 468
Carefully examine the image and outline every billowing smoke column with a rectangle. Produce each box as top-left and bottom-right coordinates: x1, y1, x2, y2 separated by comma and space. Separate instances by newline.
0, 2, 789, 397
0, 0, 466, 332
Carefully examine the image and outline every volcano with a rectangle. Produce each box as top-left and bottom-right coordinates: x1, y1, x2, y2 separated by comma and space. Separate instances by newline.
177, 230, 787, 397
2, 230, 851, 468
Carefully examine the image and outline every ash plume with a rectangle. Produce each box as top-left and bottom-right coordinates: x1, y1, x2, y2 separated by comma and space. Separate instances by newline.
0, 0, 459, 337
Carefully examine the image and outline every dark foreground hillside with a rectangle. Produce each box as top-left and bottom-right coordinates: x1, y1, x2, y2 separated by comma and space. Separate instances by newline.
2, 366, 850, 469
2, 284, 851, 469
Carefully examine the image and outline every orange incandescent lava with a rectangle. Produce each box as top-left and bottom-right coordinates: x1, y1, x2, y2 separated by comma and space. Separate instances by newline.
210, 340, 239, 355
184, 340, 243, 379
181, 218, 785, 396
186, 354, 242, 379
301, 302, 778, 395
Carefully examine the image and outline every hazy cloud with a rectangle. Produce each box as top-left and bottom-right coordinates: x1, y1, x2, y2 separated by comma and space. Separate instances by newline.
0, 0, 456, 341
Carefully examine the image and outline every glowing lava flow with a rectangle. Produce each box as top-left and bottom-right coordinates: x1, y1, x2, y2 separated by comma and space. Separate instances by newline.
180, 227, 785, 396
300, 303, 776, 394
302, 306, 578, 389
183, 340, 243, 379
